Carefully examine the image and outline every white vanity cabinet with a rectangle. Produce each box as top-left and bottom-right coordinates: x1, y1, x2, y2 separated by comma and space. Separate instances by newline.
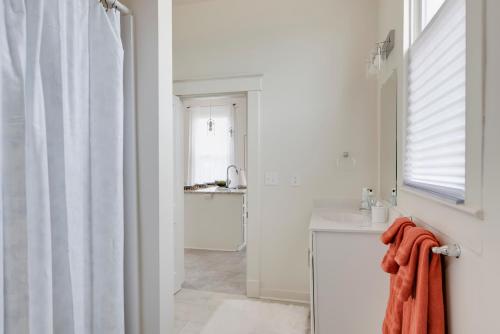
309, 207, 389, 334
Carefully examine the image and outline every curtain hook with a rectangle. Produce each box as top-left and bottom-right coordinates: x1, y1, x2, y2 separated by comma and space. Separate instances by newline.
100, 0, 110, 11
100, 0, 117, 11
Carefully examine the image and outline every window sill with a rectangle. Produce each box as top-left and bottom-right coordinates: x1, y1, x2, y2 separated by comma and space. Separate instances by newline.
399, 186, 483, 219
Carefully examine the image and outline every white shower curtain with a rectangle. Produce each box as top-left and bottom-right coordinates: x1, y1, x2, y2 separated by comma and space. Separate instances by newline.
0, 0, 125, 333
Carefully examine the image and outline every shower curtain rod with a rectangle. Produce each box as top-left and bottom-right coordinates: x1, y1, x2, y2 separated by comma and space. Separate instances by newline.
102, 0, 131, 15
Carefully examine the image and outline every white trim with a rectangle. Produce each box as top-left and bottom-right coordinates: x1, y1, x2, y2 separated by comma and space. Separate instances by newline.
259, 289, 310, 305
464, 0, 485, 209
246, 279, 260, 298
397, 0, 412, 202
399, 186, 482, 218
184, 247, 242, 252
131, 0, 173, 332
174, 75, 263, 96
246, 90, 263, 298
410, 0, 422, 43
174, 75, 263, 299
400, 0, 485, 212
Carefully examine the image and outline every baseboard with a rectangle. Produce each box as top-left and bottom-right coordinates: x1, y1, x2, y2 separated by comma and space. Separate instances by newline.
259, 288, 310, 304
185, 247, 239, 252
246, 280, 310, 304
246, 279, 260, 298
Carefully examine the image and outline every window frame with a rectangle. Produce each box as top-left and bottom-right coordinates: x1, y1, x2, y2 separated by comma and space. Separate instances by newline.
401, 0, 485, 215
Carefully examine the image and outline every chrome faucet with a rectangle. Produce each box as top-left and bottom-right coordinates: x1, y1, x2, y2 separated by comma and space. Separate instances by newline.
226, 165, 239, 188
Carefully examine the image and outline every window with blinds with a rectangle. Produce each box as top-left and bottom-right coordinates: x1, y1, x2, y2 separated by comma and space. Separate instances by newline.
404, 0, 466, 203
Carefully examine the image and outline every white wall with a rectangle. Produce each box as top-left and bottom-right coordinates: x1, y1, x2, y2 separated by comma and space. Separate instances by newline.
174, 0, 379, 301
377, 0, 500, 332
121, 0, 174, 333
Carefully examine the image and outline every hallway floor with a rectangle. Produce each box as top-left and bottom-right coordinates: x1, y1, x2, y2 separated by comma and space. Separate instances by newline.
182, 249, 246, 295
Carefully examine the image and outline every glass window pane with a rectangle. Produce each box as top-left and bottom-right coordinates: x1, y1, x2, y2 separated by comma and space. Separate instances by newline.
421, 0, 446, 29
189, 105, 235, 185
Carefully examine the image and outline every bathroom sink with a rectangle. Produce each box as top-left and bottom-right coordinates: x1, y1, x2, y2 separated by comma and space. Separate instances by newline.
309, 199, 387, 234
319, 212, 366, 223
316, 210, 371, 227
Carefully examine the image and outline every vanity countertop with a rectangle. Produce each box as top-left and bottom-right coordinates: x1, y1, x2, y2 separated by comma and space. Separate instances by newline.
309, 199, 389, 234
184, 186, 247, 195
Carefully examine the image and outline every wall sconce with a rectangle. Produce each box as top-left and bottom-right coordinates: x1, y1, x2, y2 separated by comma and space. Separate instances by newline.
367, 29, 395, 75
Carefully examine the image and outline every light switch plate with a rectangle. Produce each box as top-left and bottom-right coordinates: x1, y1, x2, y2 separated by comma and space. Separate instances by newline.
265, 171, 279, 186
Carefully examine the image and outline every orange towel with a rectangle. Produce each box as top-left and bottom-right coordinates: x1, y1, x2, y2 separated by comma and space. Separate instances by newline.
381, 223, 445, 334
381, 217, 416, 274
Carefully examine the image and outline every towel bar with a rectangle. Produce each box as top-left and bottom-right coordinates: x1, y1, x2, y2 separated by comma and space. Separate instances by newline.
432, 244, 461, 258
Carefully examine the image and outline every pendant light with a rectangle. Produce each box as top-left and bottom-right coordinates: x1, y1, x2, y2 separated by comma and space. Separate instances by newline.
207, 105, 215, 135
228, 103, 236, 138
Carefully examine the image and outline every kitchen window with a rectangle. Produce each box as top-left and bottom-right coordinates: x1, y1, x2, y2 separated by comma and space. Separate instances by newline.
187, 104, 236, 185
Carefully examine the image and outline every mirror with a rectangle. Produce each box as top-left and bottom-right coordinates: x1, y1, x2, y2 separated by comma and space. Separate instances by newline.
380, 71, 398, 202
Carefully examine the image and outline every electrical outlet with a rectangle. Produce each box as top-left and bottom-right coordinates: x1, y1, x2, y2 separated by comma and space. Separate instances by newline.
290, 174, 301, 187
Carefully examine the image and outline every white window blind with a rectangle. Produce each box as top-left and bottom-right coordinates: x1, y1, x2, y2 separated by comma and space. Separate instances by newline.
405, 0, 466, 203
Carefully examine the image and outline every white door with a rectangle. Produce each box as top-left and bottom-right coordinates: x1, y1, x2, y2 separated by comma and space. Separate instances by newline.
173, 96, 185, 293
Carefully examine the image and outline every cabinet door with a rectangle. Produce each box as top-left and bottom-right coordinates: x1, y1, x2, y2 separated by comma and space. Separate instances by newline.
313, 232, 388, 333
185, 194, 244, 251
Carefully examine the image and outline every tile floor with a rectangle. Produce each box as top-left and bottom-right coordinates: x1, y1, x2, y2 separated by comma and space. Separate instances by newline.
174, 289, 311, 334
182, 249, 246, 295
175, 289, 247, 334
176, 249, 310, 334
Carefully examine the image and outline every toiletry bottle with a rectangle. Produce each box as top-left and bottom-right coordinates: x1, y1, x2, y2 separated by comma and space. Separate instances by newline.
372, 201, 388, 223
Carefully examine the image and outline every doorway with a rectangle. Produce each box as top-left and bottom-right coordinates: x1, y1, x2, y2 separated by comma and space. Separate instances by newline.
174, 94, 248, 296
173, 75, 263, 299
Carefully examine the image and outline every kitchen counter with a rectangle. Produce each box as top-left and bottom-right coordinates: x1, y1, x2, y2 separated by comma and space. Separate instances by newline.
184, 186, 247, 195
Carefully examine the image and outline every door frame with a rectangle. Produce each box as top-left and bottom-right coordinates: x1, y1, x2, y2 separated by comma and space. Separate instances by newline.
174, 75, 263, 297
173, 96, 185, 293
